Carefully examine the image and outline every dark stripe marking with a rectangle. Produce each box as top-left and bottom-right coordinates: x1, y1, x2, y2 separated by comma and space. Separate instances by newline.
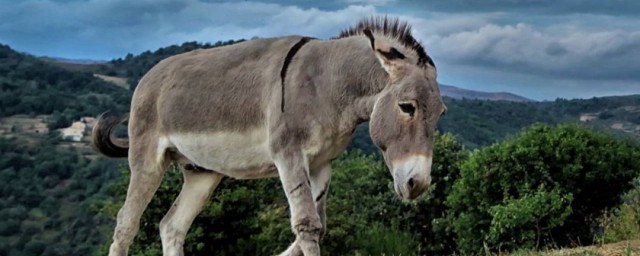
363, 29, 375, 49
280, 37, 313, 112
303, 169, 311, 186
377, 48, 405, 60
315, 182, 329, 202
184, 164, 211, 172
290, 182, 304, 194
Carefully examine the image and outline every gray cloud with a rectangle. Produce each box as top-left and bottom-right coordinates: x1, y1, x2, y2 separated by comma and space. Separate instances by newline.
421, 22, 640, 81
402, 0, 640, 16
0, 0, 637, 99
0, 0, 376, 59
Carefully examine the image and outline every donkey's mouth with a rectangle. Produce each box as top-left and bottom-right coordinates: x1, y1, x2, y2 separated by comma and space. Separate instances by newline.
394, 179, 429, 200
391, 155, 433, 200
394, 182, 405, 199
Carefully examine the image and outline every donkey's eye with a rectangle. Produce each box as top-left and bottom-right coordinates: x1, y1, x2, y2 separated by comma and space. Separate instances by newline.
398, 102, 416, 117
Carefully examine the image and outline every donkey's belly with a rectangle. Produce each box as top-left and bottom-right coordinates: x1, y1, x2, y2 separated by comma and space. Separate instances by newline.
167, 130, 277, 179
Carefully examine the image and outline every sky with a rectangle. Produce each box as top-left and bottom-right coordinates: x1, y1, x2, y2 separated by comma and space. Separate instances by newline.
0, 0, 639, 100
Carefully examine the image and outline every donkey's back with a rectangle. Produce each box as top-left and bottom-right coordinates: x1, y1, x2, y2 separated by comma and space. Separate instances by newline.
119, 36, 312, 179
133, 36, 304, 134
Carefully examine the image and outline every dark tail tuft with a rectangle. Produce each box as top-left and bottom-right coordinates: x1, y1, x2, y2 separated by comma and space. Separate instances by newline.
91, 113, 129, 158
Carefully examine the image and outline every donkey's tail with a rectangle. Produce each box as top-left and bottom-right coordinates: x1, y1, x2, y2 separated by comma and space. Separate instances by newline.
91, 113, 129, 158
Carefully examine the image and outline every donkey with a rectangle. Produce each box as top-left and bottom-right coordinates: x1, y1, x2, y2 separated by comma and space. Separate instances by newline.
92, 17, 446, 256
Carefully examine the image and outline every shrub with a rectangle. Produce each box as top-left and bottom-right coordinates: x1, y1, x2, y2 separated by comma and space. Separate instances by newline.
446, 124, 640, 254
599, 204, 640, 243
354, 222, 419, 255
598, 177, 640, 243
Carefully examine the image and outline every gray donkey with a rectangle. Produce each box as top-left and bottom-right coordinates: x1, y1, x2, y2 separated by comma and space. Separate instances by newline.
93, 17, 446, 256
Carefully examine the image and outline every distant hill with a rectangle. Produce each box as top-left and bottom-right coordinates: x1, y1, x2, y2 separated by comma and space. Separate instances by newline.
42, 40, 244, 90
439, 84, 533, 102
0, 44, 131, 124
39, 56, 107, 65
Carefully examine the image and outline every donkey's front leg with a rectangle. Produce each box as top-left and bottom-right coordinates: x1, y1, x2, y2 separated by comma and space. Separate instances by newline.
280, 163, 332, 255
273, 149, 322, 256
310, 163, 331, 239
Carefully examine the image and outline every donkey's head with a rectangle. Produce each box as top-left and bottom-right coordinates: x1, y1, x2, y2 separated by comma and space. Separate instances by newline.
364, 29, 446, 200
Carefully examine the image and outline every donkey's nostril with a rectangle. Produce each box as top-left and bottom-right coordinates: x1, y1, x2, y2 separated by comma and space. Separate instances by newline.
407, 177, 415, 189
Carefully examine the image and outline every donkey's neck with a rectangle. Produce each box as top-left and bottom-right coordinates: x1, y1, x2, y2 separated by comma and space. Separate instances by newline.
319, 36, 389, 125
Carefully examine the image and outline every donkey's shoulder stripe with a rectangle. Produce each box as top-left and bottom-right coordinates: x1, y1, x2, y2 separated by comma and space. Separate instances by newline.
281, 37, 314, 112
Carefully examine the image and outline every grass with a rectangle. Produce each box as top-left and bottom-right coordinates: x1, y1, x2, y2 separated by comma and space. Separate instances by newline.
0, 115, 51, 146
93, 74, 129, 89
509, 240, 640, 256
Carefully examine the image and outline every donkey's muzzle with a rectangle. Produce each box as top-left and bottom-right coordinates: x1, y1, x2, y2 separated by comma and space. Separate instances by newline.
392, 155, 433, 200
395, 173, 430, 200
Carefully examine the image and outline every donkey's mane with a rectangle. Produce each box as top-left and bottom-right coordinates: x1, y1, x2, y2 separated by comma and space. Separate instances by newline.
337, 16, 434, 68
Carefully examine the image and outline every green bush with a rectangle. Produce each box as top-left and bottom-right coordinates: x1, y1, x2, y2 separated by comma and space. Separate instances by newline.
599, 177, 640, 243
599, 204, 640, 243
487, 186, 573, 249
354, 222, 419, 255
445, 124, 640, 254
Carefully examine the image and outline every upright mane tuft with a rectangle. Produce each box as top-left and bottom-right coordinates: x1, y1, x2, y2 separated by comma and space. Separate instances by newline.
337, 16, 435, 68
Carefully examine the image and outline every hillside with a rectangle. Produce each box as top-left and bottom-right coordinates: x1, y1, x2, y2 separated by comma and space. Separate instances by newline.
44, 40, 244, 91
441, 95, 640, 148
0, 43, 131, 255
0, 44, 131, 127
440, 83, 533, 102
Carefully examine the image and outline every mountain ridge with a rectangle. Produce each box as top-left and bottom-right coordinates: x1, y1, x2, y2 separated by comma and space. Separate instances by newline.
439, 84, 534, 102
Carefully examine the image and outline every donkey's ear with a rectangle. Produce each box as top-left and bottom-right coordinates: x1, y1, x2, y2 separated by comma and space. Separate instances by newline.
363, 29, 407, 80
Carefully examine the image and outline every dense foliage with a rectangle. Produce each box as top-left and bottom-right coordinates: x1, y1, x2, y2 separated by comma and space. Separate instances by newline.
0, 43, 130, 256
445, 124, 640, 254
599, 177, 640, 243
439, 96, 640, 148
0, 136, 123, 256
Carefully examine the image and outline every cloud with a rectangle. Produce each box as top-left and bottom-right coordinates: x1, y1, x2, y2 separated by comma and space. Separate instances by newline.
344, 0, 396, 6
394, 10, 640, 99
0, 0, 637, 99
167, 4, 377, 48
403, 0, 640, 17
421, 22, 640, 81
0, 0, 376, 59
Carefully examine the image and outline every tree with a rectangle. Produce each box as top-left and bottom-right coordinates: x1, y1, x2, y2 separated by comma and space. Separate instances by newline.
445, 124, 640, 254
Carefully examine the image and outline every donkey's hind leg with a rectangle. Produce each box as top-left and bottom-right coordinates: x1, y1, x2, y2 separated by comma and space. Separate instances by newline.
160, 167, 223, 256
109, 139, 170, 256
